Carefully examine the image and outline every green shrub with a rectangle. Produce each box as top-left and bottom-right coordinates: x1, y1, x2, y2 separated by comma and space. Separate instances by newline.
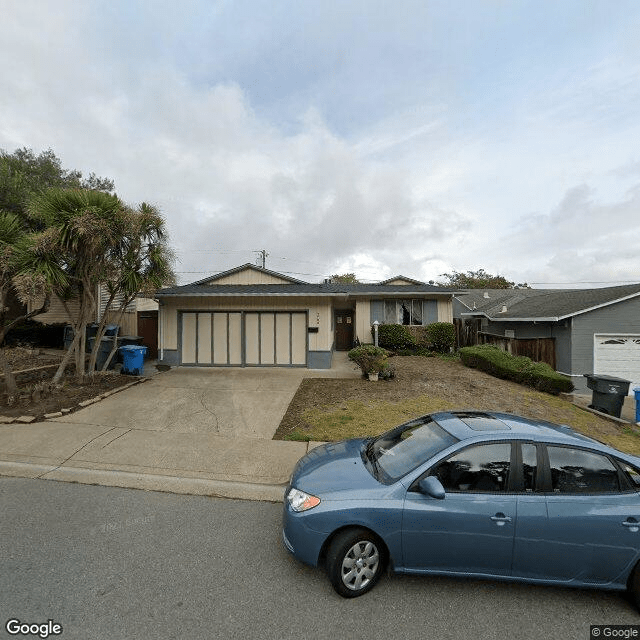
375, 324, 417, 351
459, 344, 573, 394
348, 344, 388, 375
425, 322, 455, 353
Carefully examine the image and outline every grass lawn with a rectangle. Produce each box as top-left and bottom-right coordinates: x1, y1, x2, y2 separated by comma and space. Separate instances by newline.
274, 355, 640, 456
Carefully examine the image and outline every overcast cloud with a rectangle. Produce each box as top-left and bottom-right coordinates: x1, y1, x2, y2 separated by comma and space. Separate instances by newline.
1, 0, 639, 286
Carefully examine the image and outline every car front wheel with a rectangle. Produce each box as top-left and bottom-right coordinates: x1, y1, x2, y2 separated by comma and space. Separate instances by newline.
326, 528, 386, 598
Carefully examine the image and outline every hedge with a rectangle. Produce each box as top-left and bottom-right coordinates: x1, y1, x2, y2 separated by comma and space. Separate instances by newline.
374, 324, 417, 350
424, 322, 455, 353
459, 344, 574, 395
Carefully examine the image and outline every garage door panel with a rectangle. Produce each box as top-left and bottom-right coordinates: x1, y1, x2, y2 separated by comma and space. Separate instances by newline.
595, 335, 640, 394
275, 314, 291, 364
228, 313, 242, 364
291, 313, 307, 365
245, 313, 260, 365
213, 313, 228, 364
197, 313, 212, 364
181, 313, 197, 364
260, 313, 275, 364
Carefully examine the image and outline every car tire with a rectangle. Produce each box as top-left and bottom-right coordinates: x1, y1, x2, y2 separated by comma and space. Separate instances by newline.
628, 562, 640, 611
326, 528, 386, 598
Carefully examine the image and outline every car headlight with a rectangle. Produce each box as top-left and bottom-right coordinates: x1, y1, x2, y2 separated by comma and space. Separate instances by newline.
287, 487, 321, 512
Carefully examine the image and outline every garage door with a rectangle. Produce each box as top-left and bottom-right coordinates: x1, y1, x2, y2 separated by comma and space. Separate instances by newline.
594, 334, 640, 394
181, 312, 307, 366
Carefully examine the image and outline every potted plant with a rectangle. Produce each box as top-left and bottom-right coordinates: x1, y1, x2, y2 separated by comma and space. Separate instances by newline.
347, 345, 388, 381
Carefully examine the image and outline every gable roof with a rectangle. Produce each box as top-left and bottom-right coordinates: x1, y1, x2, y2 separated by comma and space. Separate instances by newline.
190, 263, 307, 286
378, 275, 426, 286
457, 284, 640, 321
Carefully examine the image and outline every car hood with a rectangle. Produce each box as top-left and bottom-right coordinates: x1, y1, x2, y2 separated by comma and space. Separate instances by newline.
291, 438, 380, 496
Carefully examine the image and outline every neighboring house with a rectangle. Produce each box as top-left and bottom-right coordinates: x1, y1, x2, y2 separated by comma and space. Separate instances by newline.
155, 264, 455, 369
455, 284, 640, 393
29, 288, 158, 354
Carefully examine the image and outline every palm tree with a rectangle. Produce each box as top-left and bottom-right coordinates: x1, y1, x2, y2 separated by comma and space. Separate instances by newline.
21, 189, 174, 383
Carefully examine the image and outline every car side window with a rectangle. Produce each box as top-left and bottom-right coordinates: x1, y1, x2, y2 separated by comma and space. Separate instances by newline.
618, 461, 640, 489
432, 443, 511, 493
547, 446, 619, 494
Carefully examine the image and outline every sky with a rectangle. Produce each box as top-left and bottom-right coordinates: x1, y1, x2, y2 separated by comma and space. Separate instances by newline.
1, 0, 640, 287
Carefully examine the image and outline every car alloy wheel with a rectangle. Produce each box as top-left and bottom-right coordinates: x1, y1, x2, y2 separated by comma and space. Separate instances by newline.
327, 528, 385, 598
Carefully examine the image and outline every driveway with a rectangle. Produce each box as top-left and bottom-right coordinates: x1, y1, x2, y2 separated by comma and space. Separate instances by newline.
51, 354, 360, 439
0, 355, 360, 498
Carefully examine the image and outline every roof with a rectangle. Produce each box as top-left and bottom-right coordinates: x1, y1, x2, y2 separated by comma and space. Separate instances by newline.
156, 282, 453, 298
456, 283, 640, 321
378, 275, 427, 285
157, 264, 455, 298
190, 263, 307, 285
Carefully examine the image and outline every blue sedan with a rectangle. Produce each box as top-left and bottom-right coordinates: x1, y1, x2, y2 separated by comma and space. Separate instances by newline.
282, 410, 640, 604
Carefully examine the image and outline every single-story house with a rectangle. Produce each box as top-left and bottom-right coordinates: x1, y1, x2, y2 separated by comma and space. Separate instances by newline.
155, 264, 455, 369
455, 284, 640, 393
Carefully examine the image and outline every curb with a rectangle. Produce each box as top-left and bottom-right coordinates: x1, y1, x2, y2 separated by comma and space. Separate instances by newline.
0, 460, 286, 503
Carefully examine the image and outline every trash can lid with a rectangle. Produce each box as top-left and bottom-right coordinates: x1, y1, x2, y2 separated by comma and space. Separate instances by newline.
119, 344, 147, 352
583, 374, 631, 383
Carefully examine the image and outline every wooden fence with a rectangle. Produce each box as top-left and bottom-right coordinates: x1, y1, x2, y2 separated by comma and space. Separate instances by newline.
454, 319, 556, 368
454, 318, 481, 349
478, 332, 556, 369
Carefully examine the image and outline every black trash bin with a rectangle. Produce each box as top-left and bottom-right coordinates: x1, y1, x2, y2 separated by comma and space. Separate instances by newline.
583, 374, 630, 418
88, 336, 118, 370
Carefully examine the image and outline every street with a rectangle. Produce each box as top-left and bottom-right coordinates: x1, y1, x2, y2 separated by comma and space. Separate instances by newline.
1, 477, 638, 640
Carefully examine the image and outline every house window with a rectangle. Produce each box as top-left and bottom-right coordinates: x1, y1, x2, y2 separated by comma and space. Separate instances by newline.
383, 300, 423, 325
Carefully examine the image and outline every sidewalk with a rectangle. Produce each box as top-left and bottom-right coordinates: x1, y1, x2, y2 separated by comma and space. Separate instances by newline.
0, 353, 360, 502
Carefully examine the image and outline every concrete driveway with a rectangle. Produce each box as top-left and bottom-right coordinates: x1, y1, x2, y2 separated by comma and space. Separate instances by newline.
52, 367, 317, 438
0, 354, 360, 500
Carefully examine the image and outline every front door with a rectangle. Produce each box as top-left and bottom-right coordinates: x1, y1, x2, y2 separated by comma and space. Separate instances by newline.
137, 311, 158, 359
335, 310, 354, 351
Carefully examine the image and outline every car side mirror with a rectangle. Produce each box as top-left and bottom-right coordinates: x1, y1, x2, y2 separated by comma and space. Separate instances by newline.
418, 476, 445, 500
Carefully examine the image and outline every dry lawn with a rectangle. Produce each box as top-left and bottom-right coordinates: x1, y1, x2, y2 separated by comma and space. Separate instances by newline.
275, 355, 640, 456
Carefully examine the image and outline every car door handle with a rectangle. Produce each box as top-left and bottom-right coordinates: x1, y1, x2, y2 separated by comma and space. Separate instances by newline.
622, 519, 640, 532
490, 513, 512, 526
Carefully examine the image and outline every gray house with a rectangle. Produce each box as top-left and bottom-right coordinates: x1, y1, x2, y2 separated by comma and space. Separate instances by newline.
455, 284, 640, 393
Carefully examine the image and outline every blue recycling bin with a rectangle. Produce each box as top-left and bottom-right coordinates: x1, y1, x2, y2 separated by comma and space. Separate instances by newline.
119, 345, 147, 376
635, 388, 640, 423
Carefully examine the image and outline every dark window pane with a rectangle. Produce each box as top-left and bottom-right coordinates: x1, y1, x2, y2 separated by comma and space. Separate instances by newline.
400, 300, 411, 325
433, 443, 511, 492
522, 443, 537, 492
548, 447, 619, 493
619, 461, 640, 488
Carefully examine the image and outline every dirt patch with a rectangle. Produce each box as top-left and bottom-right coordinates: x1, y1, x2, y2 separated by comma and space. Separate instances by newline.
0, 347, 140, 420
275, 355, 640, 454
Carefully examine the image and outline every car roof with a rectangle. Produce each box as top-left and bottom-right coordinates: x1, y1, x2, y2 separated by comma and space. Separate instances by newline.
430, 410, 614, 450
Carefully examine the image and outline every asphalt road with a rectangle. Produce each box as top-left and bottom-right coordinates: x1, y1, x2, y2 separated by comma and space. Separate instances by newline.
0, 478, 638, 640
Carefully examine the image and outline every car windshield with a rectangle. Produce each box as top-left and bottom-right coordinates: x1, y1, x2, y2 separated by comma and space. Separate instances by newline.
364, 417, 458, 484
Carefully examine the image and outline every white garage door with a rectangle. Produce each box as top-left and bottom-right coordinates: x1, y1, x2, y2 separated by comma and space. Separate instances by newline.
181, 311, 307, 366
594, 334, 640, 394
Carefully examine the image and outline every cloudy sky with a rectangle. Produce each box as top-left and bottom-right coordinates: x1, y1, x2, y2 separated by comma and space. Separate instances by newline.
1, 0, 639, 286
